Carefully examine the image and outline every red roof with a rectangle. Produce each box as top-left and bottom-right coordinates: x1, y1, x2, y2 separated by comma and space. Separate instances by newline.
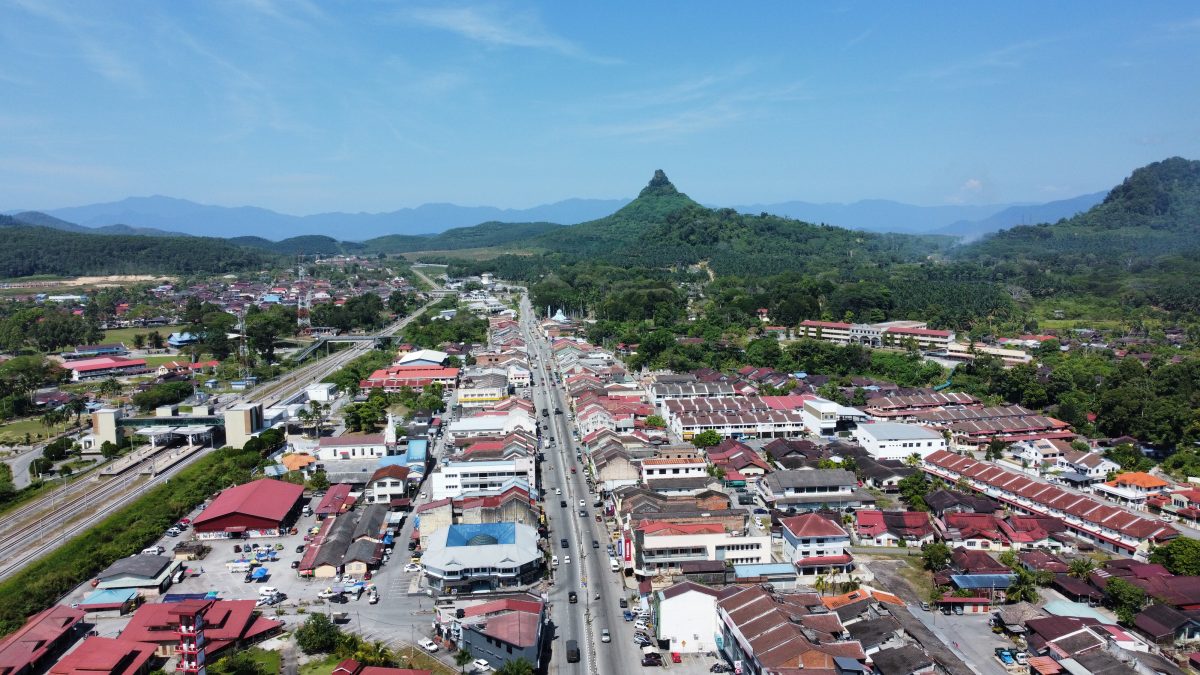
639, 521, 725, 536
333, 659, 431, 675
883, 326, 952, 338
782, 513, 847, 538
0, 606, 85, 675
66, 357, 147, 373
119, 600, 281, 654
48, 637, 157, 675
801, 320, 852, 329
193, 479, 303, 532
795, 554, 853, 566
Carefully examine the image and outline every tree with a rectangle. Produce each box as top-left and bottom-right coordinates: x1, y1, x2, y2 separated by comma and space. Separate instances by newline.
29, 457, 53, 478
495, 659, 534, 675
309, 470, 329, 491
353, 640, 395, 667
1105, 578, 1147, 625
921, 542, 952, 571
645, 415, 666, 429
1149, 538, 1200, 576
1068, 557, 1096, 579
210, 650, 266, 675
691, 430, 722, 448
1005, 567, 1040, 604
295, 614, 341, 654
65, 398, 87, 427
898, 473, 931, 511
98, 378, 123, 398
454, 648, 474, 674
99, 441, 122, 460
132, 333, 146, 349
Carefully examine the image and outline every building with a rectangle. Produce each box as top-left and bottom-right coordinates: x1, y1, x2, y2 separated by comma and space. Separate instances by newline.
641, 456, 708, 484
316, 433, 390, 461
780, 513, 854, 579
0, 606, 85, 675
797, 320, 953, 351
1055, 450, 1118, 486
420, 523, 541, 593
363, 465, 412, 506
48, 637, 158, 675
430, 455, 536, 501
397, 349, 449, 367
118, 599, 282, 658
444, 411, 536, 441
632, 520, 771, 576
852, 423, 946, 461
95, 554, 183, 596
455, 596, 546, 672
922, 450, 1177, 557
863, 391, 979, 420
854, 510, 935, 548
64, 357, 149, 381
656, 581, 727, 653
756, 469, 873, 511
192, 478, 304, 539
359, 365, 459, 393
1093, 472, 1171, 510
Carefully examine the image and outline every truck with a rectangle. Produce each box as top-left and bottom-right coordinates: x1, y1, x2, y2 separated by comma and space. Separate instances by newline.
610, 557, 620, 572
331, 611, 349, 623
226, 561, 252, 573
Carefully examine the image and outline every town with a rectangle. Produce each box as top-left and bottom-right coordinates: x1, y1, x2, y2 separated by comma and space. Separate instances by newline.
1, 266, 1198, 675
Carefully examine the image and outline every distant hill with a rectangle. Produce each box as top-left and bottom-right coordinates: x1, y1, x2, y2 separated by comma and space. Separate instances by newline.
936, 191, 1106, 241
731, 199, 1011, 235
0, 222, 275, 277
958, 156, 1200, 311
363, 220, 563, 254
10, 211, 90, 233
231, 235, 366, 255
42, 195, 628, 240
524, 170, 950, 276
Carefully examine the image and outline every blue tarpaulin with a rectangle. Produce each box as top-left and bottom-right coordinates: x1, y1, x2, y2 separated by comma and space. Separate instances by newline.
252, 567, 269, 579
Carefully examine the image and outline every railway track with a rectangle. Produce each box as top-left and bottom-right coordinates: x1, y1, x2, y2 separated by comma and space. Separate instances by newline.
0, 298, 436, 581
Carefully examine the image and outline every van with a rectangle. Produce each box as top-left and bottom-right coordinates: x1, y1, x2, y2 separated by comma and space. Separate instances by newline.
303, 505, 313, 517
141, 546, 164, 555
552, 555, 559, 568
610, 557, 620, 572
565, 640, 580, 663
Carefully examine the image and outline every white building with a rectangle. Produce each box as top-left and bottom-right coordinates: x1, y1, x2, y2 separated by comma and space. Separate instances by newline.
852, 422, 946, 461
305, 382, 338, 402
445, 411, 536, 441
656, 581, 725, 653
641, 457, 708, 484
397, 349, 449, 367
1056, 449, 1119, 484
633, 521, 771, 576
456, 386, 507, 407
780, 513, 852, 571
430, 456, 536, 500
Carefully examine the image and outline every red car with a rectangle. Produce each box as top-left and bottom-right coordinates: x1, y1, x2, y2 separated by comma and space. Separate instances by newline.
364, 570, 373, 580
571, 467, 577, 474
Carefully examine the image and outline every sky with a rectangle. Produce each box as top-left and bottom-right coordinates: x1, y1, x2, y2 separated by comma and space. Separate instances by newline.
1, 1, 1199, 214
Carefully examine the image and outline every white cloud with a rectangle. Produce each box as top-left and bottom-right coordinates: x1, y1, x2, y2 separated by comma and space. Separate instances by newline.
399, 5, 618, 64
8, 0, 147, 92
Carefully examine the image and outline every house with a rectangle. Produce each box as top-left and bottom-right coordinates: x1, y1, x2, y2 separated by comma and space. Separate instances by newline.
420, 523, 542, 592
1134, 604, 1200, 647
641, 456, 707, 484
656, 582, 728, 653
117, 599, 282, 658
316, 433, 391, 461
632, 520, 771, 576
1093, 472, 1171, 510
331, 659, 430, 675
1055, 449, 1118, 487
95, 554, 182, 596
780, 513, 854, 579
1015, 438, 1074, 470
452, 595, 545, 673
854, 510, 935, 547
363, 465, 411, 506
64, 357, 149, 381
871, 645, 940, 675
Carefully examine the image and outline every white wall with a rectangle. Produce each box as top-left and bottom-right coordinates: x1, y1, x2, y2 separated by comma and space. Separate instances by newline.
659, 591, 720, 653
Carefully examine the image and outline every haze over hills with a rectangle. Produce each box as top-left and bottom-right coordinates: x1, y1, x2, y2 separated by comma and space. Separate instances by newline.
15, 189, 1105, 242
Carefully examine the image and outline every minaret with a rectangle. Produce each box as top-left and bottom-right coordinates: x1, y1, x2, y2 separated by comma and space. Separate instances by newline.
385, 412, 397, 450
173, 601, 207, 675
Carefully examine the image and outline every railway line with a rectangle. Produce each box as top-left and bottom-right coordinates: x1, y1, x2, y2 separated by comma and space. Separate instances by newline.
0, 298, 436, 581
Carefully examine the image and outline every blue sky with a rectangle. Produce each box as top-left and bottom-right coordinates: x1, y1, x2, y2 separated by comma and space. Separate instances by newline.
2, 1, 1198, 213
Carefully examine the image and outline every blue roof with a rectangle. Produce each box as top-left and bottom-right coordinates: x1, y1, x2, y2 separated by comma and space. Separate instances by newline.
1043, 600, 1110, 621
80, 588, 138, 606
407, 439, 428, 462
445, 523, 515, 547
733, 563, 797, 578
950, 574, 1015, 589
261, 294, 281, 303
377, 456, 407, 467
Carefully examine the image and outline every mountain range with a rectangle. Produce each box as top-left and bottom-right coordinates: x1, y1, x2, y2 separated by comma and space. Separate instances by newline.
9, 189, 1104, 242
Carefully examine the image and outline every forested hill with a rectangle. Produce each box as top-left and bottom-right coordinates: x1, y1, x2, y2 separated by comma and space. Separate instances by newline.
0, 223, 276, 277
527, 170, 950, 276
230, 235, 366, 255
957, 156, 1200, 310
362, 220, 564, 254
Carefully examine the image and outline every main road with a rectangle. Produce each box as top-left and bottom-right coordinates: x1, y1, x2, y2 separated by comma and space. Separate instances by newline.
519, 296, 640, 674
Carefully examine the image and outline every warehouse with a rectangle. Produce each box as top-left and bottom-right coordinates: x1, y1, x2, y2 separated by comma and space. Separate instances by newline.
192, 478, 304, 539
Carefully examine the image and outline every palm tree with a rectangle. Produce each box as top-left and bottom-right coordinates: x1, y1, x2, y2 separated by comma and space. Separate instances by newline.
1068, 557, 1096, 579
1005, 568, 1040, 604
813, 573, 830, 596
66, 398, 87, 428
354, 640, 395, 667
98, 378, 122, 399
904, 453, 922, 468
453, 648, 474, 674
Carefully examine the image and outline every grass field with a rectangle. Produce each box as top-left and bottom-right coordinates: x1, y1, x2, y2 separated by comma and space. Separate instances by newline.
101, 327, 170, 346
0, 417, 81, 446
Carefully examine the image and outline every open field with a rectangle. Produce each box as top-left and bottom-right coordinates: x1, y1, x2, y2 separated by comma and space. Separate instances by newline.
0, 417, 81, 446
401, 247, 536, 261
101, 326, 171, 345
0, 275, 173, 297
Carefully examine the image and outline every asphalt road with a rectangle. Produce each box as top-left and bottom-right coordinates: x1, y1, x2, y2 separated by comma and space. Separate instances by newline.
520, 296, 640, 674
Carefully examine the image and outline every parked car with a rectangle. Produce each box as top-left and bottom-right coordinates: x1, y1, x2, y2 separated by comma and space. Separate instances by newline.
561, 538, 569, 548
641, 654, 663, 667
418, 638, 438, 653
166, 528, 180, 537
619, 597, 628, 608
568, 591, 578, 604
296, 545, 305, 553
601, 628, 611, 643
290, 560, 300, 569
404, 562, 421, 572
471, 659, 490, 672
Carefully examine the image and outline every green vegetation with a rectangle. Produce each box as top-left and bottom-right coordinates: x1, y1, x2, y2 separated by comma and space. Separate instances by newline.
208, 648, 280, 675
0, 356, 69, 422
403, 300, 488, 347
1105, 577, 1148, 625
0, 221, 276, 277
0, 446, 264, 636
131, 381, 194, 412
324, 350, 394, 395
1149, 537, 1200, 576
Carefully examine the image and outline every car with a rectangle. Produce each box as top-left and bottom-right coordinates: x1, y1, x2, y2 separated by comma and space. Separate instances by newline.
561, 538, 569, 548
919, 601, 930, 611
953, 605, 964, 615
608, 545, 616, 556
752, 508, 768, 514
568, 591, 578, 604
165, 528, 180, 537
579, 508, 587, 518
403, 562, 421, 572
564, 555, 571, 564
471, 659, 490, 672
418, 638, 438, 653
178, 518, 191, 525
600, 628, 610, 643
1014, 652, 1028, 666
296, 545, 305, 553
363, 570, 372, 580
619, 597, 628, 608
641, 655, 663, 667
291, 560, 300, 569
555, 488, 561, 495
592, 539, 600, 549
579, 499, 585, 507
368, 591, 379, 604
560, 500, 567, 507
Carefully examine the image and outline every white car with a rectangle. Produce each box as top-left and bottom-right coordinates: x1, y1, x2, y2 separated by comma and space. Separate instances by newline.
472, 659, 490, 672
404, 562, 422, 573
555, 488, 561, 495
258, 586, 278, 596
579, 500, 585, 507
564, 555, 571, 564
418, 638, 439, 652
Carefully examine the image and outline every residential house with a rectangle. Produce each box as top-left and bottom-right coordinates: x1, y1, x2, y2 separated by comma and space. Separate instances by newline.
656, 581, 728, 653
756, 469, 873, 511
780, 513, 855, 579
855, 510, 935, 547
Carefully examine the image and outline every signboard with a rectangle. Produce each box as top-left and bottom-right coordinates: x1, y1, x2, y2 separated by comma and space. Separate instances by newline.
734, 660, 743, 675
624, 536, 632, 563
